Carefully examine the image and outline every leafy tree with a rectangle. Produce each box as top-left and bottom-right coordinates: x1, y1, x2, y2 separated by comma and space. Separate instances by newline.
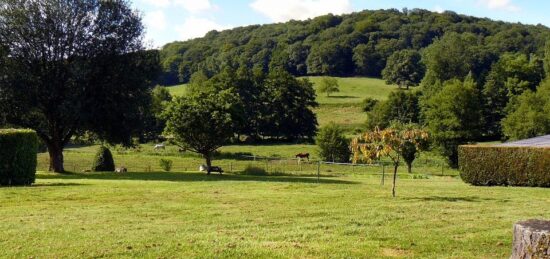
92, 146, 115, 172
502, 80, 550, 140
0, 0, 159, 172
382, 49, 425, 89
482, 53, 545, 138
352, 125, 429, 197
318, 77, 340, 97
366, 91, 421, 129
162, 90, 236, 174
353, 43, 384, 77
261, 69, 318, 140
362, 97, 379, 112
316, 122, 351, 163
423, 78, 483, 168
151, 86, 172, 116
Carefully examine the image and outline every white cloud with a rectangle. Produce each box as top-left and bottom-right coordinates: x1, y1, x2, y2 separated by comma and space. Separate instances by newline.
144, 10, 167, 31
477, 0, 520, 12
433, 5, 445, 14
176, 17, 230, 40
141, 0, 171, 8
174, 0, 214, 13
250, 0, 352, 23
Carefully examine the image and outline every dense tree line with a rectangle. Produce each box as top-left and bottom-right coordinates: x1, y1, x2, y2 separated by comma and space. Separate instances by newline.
158, 9, 550, 86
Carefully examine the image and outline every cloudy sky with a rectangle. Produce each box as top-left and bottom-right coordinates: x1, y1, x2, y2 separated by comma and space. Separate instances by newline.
133, 0, 550, 47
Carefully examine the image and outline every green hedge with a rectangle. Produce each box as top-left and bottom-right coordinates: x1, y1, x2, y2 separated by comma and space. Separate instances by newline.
459, 145, 550, 187
0, 129, 38, 186
92, 146, 115, 172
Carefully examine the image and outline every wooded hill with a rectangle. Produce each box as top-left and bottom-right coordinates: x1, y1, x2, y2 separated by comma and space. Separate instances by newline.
158, 8, 550, 85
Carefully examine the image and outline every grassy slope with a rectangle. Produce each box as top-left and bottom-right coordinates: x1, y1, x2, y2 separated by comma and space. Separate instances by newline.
1, 171, 549, 258
165, 77, 398, 129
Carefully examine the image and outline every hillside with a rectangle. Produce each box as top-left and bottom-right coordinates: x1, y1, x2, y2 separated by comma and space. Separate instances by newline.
167, 77, 397, 132
158, 8, 550, 86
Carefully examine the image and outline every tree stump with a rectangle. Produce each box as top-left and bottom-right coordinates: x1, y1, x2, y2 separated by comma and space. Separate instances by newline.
512, 220, 550, 259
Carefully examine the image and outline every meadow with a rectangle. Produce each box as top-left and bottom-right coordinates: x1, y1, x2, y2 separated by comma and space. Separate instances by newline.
1, 166, 549, 258
166, 77, 399, 131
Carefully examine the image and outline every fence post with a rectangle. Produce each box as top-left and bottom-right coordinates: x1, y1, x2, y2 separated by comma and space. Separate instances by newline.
317, 161, 321, 183
230, 162, 233, 174
381, 164, 385, 186
441, 163, 444, 176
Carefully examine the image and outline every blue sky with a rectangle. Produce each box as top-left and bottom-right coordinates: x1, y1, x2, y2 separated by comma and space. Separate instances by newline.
132, 0, 550, 48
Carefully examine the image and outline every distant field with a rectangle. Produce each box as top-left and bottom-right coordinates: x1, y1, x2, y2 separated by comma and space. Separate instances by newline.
165, 77, 397, 130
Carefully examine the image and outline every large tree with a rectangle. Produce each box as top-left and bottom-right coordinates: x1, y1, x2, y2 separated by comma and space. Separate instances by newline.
382, 49, 425, 89
162, 90, 236, 174
0, 0, 159, 172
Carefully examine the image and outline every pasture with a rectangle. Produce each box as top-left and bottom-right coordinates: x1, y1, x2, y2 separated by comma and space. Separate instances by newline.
2, 166, 549, 257
166, 77, 398, 131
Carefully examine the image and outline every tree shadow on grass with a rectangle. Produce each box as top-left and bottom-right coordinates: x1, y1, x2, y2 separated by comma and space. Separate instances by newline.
37, 172, 358, 185
327, 96, 360, 99
404, 196, 510, 203
32, 183, 88, 187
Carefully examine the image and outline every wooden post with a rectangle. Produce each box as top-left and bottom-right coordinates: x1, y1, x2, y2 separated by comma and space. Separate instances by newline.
230, 162, 233, 173
512, 220, 550, 258
381, 164, 385, 186
317, 161, 321, 183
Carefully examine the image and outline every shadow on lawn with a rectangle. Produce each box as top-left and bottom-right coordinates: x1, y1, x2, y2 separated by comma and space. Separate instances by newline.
405, 196, 510, 203
326, 95, 360, 99
38, 172, 358, 185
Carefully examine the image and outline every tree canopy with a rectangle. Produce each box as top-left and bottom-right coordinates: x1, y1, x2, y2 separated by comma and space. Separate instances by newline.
0, 0, 159, 172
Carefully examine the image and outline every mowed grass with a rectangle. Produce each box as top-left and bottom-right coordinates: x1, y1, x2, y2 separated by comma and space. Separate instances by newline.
166, 83, 187, 96
1, 170, 549, 258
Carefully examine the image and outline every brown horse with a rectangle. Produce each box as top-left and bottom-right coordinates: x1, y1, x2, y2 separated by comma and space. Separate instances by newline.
295, 153, 310, 161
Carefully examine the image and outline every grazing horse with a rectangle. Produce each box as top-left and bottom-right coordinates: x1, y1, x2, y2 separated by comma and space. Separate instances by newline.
154, 144, 165, 150
295, 153, 310, 161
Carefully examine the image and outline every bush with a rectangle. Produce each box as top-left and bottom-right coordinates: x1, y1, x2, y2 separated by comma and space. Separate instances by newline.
316, 122, 351, 163
362, 97, 379, 112
0, 129, 38, 186
241, 165, 268, 176
92, 146, 115, 172
459, 145, 550, 187
159, 159, 173, 172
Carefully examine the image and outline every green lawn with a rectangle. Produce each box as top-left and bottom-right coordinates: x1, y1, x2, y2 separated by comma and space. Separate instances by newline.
307, 77, 398, 104
166, 83, 187, 96
1, 170, 548, 258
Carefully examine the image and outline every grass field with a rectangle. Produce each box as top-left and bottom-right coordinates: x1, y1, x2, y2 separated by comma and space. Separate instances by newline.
166, 77, 398, 130
2, 169, 549, 258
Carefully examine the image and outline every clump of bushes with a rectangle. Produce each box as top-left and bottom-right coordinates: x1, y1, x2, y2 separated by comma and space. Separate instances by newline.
459, 145, 550, 187
241, 165, 269, 176
92, 146, 115, 172
316, 122, 351, 163
0, 129, 38, 186
159, 159, 173, 172
362, 97, 379, 112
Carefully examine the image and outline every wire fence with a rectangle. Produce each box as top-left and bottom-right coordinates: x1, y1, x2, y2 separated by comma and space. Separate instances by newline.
38, 154, 457, 178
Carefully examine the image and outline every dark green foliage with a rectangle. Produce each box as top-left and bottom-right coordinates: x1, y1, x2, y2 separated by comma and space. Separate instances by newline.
424, 78, 483, 168
159, 9, 550, 83
0, 129, 38, 186
0, 0, 159, 172
316, 123, 351, 163
366, 90, 421, 129
482, 53, 545, 138
92, 146, 115, 172
162, 90, 236, 173
361, 97, 379, 112
382, 49, 425, 89
159, 159, 173, 172
318, 77, 340, 97
502, 80, 550, 139
459, 146, 550, 187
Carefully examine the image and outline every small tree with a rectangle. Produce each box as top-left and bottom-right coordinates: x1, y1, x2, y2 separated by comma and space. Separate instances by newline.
92, 146, 115, 172
351, 126, 429, 197
382, 49, 425, 90
316, 122, 351, 163
162, 90, 235, 174
318, 77, 340, 97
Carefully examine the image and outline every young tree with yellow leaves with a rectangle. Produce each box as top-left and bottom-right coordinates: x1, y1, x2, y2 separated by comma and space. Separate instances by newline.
351, 124, 429, 197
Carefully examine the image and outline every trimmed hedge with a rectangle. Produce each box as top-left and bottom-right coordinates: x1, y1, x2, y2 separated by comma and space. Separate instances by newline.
0, 129, 38, 186
459, 145, 550, 187
92, 146, 115, 172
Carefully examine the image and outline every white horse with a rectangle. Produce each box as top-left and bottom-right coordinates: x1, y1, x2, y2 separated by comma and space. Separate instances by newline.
154, 144, 165, 150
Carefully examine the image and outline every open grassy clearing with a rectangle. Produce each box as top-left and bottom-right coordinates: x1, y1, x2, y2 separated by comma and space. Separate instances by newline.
166, 83, 187, 96
1, 170, 548, 258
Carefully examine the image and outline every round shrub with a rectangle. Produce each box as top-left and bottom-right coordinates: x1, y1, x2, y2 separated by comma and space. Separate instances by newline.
316, 122, 351, 163
92, 146, 115, 172
362, 97, 379, 112
0, 129, 38, 186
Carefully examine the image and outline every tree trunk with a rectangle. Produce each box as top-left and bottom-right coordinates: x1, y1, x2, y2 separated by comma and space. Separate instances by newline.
407, 162, 412, 174
205, 153, 212, 175
47, 142, 65, 173
512, 220, 550, 258
392, 163, 398, 197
